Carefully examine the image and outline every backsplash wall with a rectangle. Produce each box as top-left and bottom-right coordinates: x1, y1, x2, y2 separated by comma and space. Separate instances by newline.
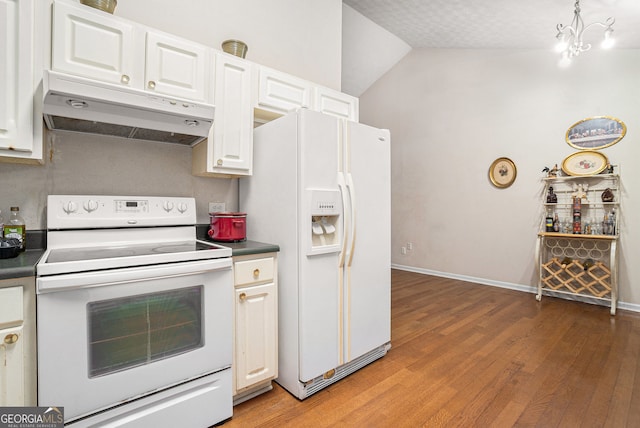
0, 129, 237, 230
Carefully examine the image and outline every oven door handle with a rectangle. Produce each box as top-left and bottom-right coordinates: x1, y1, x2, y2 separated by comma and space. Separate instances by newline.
36, 258, 232, 293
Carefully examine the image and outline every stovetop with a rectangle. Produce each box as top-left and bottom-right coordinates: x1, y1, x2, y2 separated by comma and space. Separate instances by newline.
37, 195, 232, 276
45, 240, 220, 264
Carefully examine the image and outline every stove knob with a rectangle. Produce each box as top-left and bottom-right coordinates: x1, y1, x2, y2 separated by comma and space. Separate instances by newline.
177, 203, 188, 213
63, 201, 78, 214
84, 199, 99, 213
163, 201, 175, 212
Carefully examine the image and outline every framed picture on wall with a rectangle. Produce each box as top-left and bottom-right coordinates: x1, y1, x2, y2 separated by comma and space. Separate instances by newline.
489, 157, 517, 188
565, 116, 626, 150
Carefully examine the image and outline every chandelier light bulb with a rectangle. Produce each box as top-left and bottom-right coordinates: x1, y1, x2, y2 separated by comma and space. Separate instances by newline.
555, 33, 569, 52
601, 29, 615, 49
558, 51, 572, 68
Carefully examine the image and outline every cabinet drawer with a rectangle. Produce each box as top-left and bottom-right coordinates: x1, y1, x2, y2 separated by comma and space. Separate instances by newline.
0, 286, 22, 327
234, 257, 274, 286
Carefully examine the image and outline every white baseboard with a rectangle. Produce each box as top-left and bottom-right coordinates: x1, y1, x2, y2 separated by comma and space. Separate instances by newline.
391, 263, 640, 314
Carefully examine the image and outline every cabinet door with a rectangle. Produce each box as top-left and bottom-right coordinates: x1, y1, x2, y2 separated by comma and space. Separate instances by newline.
257, 66, 312, 115
0, 0, 40, 163
51, 0, 140, 87
209, 54, 254, 175
0, 326, 24, 406
0, 285, 24, 406
313, 86, 359, 122
235, 282, 277, 391
145, 31, 210, 102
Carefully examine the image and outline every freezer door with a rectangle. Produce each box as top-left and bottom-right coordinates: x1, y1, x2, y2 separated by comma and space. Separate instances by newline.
343, 121, 391, 362
298, 110, 342, 381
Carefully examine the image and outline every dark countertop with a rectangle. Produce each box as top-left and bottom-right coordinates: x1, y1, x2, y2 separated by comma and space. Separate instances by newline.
0, 230, 46, 280
0, 249, 45, 280
219, 240, 280, 257
195, 225, 279, 256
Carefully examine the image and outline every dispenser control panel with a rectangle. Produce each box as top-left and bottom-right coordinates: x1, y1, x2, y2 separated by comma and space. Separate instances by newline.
310, 190, 341, 216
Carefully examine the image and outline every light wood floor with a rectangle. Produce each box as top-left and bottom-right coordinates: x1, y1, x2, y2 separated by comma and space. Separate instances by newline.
223, 269, 640, 427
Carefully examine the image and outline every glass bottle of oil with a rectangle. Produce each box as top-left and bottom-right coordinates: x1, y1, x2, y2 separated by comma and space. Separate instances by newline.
4, 207, 26, 251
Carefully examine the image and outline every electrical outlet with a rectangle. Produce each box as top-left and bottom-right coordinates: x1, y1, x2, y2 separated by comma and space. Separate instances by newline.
407, 242, 413, 250
208, 202, 226, 213
401, 247, 407, 255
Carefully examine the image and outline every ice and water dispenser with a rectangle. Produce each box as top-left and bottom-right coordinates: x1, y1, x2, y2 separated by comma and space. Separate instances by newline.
308, 189, 341, 255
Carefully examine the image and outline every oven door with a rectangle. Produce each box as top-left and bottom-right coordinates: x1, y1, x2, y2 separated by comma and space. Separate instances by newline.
36, 258, 232, 422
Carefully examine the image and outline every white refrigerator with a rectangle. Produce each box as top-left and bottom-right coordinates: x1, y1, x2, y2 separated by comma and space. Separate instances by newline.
239, 109, 391, 399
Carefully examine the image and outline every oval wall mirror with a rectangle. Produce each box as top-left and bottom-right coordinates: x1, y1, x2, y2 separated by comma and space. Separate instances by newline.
565, 116, 626, 150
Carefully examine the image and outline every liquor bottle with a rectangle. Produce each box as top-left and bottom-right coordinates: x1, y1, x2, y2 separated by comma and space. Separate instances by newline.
4, 207, 26, 251
545, 212, 554, 232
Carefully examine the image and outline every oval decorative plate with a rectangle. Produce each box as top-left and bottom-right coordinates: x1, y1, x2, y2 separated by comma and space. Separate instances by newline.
561, 150, 609, 176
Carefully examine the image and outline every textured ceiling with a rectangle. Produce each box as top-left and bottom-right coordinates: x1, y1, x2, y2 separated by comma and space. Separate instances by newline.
343, 0, 640, 49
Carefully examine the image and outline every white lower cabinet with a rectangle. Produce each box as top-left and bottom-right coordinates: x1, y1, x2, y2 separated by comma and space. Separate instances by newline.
232, 253, 278, 404
0, 279, 36, 406
0, 325, 24, 406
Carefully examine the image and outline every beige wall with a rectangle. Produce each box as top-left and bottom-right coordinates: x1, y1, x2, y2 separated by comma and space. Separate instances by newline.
0, 0, 343, 229
359, 48, 640, 308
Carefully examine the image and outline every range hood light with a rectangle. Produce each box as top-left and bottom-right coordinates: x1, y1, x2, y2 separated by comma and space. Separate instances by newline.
184, 120, 199, 127
68, 99, 88, 109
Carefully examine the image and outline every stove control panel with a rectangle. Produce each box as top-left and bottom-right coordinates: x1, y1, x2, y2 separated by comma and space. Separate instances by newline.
47, 195, 198, 229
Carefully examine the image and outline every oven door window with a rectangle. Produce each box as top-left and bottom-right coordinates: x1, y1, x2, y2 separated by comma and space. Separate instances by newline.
88, 286, 203, 377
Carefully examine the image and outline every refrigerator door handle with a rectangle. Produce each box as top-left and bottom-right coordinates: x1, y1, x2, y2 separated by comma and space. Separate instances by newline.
346, 172, 356, 267
337, 174, 349, 268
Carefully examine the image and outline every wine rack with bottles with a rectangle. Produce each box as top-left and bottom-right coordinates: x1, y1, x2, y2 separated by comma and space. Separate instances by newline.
535, 170, 620, 314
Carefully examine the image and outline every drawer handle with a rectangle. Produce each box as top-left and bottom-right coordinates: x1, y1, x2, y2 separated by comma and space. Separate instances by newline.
4, 333, 19, 345
239, 292, 247, 301
253, 268, 260, 277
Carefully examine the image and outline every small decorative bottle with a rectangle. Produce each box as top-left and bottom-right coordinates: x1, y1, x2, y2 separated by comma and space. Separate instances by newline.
3, 207, 26, 251
546, 186, 558, 203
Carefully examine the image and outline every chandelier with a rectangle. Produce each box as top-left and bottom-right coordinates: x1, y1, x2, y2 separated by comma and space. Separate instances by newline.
555, 0, 615, 66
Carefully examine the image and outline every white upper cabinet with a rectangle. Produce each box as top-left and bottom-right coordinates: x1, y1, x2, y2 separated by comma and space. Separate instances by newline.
255, 65, 359, 123
313, 85, 359, 122
192, 53, 254, 177
255, 66, 312, 120
145, 32, 209, 102
0, 0, 42, 164
51, 0, 211, 102
51, 0, 139, 86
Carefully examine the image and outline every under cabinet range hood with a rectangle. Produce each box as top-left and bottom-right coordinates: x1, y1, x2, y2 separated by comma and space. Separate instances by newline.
42, 70, 214, 145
